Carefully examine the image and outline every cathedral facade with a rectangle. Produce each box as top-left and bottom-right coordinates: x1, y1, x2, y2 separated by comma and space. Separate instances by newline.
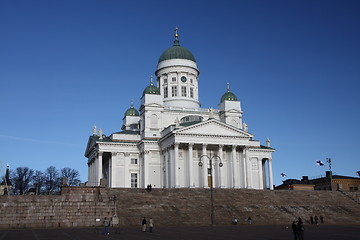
85, 31, 275, 190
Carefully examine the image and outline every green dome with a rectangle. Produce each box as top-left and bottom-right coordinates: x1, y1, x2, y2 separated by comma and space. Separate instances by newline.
124, 106, 139, 117
143, 83, 160, 96
220, 91, 238, 103
158, 40, 196, 63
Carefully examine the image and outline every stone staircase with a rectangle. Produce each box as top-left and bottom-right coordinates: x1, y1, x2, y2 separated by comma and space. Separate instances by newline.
338, 190, 360, 205
110, 188, 360, 226
1, 187, 359, 229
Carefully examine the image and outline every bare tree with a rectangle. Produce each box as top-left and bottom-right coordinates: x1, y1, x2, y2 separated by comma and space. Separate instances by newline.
32, 170, 45, 194
61, 167, 81, 186
10, 167, 34, 195
44, 166, 60, 194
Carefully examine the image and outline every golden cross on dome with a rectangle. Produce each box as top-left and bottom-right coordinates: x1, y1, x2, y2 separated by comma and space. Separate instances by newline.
174, 26, 179, 40
227, 82, 230, 92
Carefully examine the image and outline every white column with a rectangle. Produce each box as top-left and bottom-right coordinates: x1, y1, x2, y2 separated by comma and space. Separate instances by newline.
268, 158, 274, 190
144, 151, 150, 187
111, 153, 118, 188
258, 158, 264, 190
219, 145, 224, 188
92, 160, 95, 186
164, 149, 168, 188
202, 144, 208, 188
188, 143, 194, 188
232, 145, 238, 188
241, 148, 247, 188
124, 153, 130, 187
168, 147, 172, 188
98, 152, 103, 186
262, 159, 266, 189
174, 143, 179, 188
246, 152, 252, 188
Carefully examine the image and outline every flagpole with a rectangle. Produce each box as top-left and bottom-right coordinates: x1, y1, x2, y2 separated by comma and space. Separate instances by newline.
326, 158, 333, 191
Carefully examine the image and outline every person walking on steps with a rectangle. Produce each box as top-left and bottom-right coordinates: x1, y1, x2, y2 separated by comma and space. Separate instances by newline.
103, 217, 110, 235
142, 217, 147, 232
149, 218, 154, 232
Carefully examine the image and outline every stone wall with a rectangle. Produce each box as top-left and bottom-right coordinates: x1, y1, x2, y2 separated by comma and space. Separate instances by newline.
0, 186, 359, 229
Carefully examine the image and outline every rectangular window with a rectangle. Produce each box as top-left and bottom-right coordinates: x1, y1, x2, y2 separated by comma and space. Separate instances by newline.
131, 173, 138, 188
181, 86, 187, 97
172, 86, 177, 96
131, 158, 138, 164
164, 79, 167, 84
164, 87, 168, 98
190, 79, 193, 84
190, 88, 194, 98
172, 77, 176, 82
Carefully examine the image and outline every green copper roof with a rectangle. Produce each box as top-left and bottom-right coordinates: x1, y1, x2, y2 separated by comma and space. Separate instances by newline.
124, 106, 139, 117
143, 83, 160, 96
220, 91, 238, 103
158, 40, 196, 63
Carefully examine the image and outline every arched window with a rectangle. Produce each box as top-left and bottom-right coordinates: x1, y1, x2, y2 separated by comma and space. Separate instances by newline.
180, 115, 203, 123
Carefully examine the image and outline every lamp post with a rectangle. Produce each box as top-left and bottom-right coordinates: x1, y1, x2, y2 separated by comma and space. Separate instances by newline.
198, 154, 223, 226
326, 158, 333, 190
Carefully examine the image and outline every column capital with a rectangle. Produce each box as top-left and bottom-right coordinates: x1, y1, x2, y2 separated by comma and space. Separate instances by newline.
188, 143, 194, 147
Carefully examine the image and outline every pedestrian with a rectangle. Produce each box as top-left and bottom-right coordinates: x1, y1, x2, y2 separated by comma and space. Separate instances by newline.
103, 217, 110, 235
297, 220, 305, 240
149, 217, 154, 232
232, 217, 238, 225
310, 216, 314, 224
247, 216, 252, 224
320, 215, 324, 224
314, 215, 318, 225
142, 217, 147, 232
292, 221, 298, 240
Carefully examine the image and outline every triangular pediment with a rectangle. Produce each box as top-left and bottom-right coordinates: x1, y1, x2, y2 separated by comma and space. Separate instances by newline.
175, 119, 253, 138
84, 136, 97, 157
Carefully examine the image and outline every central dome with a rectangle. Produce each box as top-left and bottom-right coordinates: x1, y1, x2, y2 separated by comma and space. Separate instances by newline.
158, 39, 196, 63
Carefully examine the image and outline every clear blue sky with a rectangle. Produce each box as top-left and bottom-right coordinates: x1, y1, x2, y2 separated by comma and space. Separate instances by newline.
1, 0, 359, 186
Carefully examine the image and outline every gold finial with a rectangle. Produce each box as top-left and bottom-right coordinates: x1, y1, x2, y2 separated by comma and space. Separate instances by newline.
174, 26, 179, 40
150, 75, 153, 85
227, 82, 230, 92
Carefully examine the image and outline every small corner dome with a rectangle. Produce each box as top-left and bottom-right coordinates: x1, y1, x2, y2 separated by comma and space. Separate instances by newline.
158, 40, 196, 63
220, 91, 238, 103
124, 106, 139, 117
143, 84, 160, 96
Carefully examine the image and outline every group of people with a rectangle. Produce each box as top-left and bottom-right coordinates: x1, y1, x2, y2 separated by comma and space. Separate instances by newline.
232, 216, 252, 225
292, 217, 305, 240
142, 217, 154, 232
146, 184, 152, 192
310, 215, 323, 224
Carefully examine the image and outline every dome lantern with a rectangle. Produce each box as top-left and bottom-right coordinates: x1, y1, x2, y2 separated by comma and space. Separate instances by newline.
220, 82, 238, 103
158, 27, 196, 63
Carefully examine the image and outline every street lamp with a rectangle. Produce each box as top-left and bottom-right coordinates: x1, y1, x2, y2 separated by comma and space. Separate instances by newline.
326, 158, 333, 190
198, 154, 223, 226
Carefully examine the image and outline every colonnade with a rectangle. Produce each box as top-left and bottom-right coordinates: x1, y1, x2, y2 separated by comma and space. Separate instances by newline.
87, 143, 274, 190
161, 143, 274, 190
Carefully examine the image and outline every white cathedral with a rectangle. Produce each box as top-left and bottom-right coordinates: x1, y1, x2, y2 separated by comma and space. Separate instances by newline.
85, 30, 275, 190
